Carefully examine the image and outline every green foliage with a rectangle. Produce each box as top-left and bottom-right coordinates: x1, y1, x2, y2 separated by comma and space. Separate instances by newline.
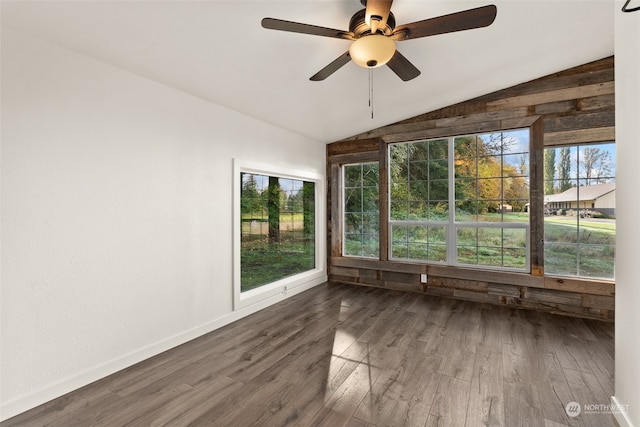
241, 173, 265, 217
544, 149, 556, 195
302, 181, 315, 241
389, 132, 533, 271
391, 134, 529, 219
241, 173, 316, 290
343, 163, 380, 257
558, 147, 573, 192
544, 218, 615, 279
544, 242, 615, 279
240, 232, 315, 291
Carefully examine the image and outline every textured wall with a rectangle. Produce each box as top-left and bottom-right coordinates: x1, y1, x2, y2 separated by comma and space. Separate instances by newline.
327, 57, 615, 321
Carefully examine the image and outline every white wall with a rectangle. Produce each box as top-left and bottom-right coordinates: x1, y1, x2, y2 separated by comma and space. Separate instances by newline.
0, 28, 326, 420
614, 3, 640, 427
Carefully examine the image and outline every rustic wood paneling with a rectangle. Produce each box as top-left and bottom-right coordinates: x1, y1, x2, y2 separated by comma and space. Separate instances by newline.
329, 265, 359, 278
582, 294, 615, 310
327, 138, 379, 155
577, 93, 615, 112
329, 151, 379, 165
488, 283, 520, 298
529, 118, 545, 277
327, 57, 615, 321
428, 277, 489, 292
383, 120, 503, 144
427, 265, 544, 288
523, 287, 583, 306
485, 81, 614, 111
453, 289, 492, 303
535, 100, 576, 115
331, 257, 426, 274
544, 126, 615, 146
378, 138, 389, 262
543, 111, 615, 133
544, 276, 615, 296
329, 162, 341, 257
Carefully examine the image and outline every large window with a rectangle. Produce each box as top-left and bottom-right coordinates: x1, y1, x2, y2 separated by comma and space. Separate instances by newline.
240, 172, 315, 291
234, 160, 324, 309
343, 163, 379, 258
543, 143, 616, 279
389, 129, 530, 271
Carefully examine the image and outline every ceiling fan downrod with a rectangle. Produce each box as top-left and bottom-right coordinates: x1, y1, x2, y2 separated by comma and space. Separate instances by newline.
369, 68, 374, 119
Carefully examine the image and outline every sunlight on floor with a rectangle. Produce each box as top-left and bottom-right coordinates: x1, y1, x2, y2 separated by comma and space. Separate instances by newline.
322, 300, 378, 421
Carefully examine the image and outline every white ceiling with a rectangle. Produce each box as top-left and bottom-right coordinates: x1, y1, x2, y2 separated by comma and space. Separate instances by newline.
1, 0, 614, 143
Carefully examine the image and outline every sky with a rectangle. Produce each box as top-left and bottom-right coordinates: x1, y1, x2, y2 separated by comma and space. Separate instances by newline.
547, 142, 616, 182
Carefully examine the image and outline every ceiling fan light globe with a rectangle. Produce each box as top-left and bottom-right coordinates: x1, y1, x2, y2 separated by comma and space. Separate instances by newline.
349, 34, 396, 68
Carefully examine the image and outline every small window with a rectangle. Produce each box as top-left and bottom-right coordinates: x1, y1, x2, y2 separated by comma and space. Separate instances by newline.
343, 163, 379, 258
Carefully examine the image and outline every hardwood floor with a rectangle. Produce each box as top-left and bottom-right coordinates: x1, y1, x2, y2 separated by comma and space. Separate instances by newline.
2, 282, 617, 427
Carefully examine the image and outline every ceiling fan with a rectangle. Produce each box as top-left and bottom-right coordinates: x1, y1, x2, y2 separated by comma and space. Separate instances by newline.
262, 0, 497, 82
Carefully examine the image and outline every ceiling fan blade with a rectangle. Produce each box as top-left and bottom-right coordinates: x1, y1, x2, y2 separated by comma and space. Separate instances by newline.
386, 50, 420, 81
392, 5, 497, 41
365, 0, 393, 33
310, 52, 352, 81
262, 18, 354, 40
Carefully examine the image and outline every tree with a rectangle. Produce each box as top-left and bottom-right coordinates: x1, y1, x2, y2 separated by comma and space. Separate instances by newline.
452, 136, 479, 213
477, 158, 503, 213
519, 153, 528, 176
389, 144, 410, 219
241, 173, 264, 217
558, 147, 573, 192
481, 132, 505, 155
582, 147, 613, 185
302, 181, 315, 248
544, 149, 556, 195
268, 176, 281, 244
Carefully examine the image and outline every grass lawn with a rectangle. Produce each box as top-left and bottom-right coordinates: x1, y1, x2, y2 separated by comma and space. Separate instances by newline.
544, 216, 615, 278
241, 233, 314, 292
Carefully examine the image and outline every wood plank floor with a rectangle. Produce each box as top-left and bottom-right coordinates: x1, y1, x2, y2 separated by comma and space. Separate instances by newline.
2, 282, 617, 427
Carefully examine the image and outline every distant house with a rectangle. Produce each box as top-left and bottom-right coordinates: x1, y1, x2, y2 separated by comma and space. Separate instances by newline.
498, 203, 513, 213
544, 183, 615, 216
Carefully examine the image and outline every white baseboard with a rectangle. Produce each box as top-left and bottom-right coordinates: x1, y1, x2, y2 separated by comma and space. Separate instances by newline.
612, 396, 635, 427
0, 277, 326, 422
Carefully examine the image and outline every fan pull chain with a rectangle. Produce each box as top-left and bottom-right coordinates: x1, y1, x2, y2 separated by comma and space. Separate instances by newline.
369, 68, 374, 119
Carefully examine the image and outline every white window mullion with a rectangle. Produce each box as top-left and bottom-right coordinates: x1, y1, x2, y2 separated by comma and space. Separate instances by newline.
447, 136, 457, 265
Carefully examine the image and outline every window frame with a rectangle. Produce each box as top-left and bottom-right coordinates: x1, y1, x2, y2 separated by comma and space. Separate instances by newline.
342, 162, 380, 259
387, 130, 532, 272
542, 141, 616, 280
233, 159, 325, 310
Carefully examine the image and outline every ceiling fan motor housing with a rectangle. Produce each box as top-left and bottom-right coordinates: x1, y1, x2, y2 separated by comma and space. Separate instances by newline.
349, 8, 396, 37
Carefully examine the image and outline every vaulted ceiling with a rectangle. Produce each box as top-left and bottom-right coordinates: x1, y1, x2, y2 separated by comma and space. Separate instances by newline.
1, 0, 614, 143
